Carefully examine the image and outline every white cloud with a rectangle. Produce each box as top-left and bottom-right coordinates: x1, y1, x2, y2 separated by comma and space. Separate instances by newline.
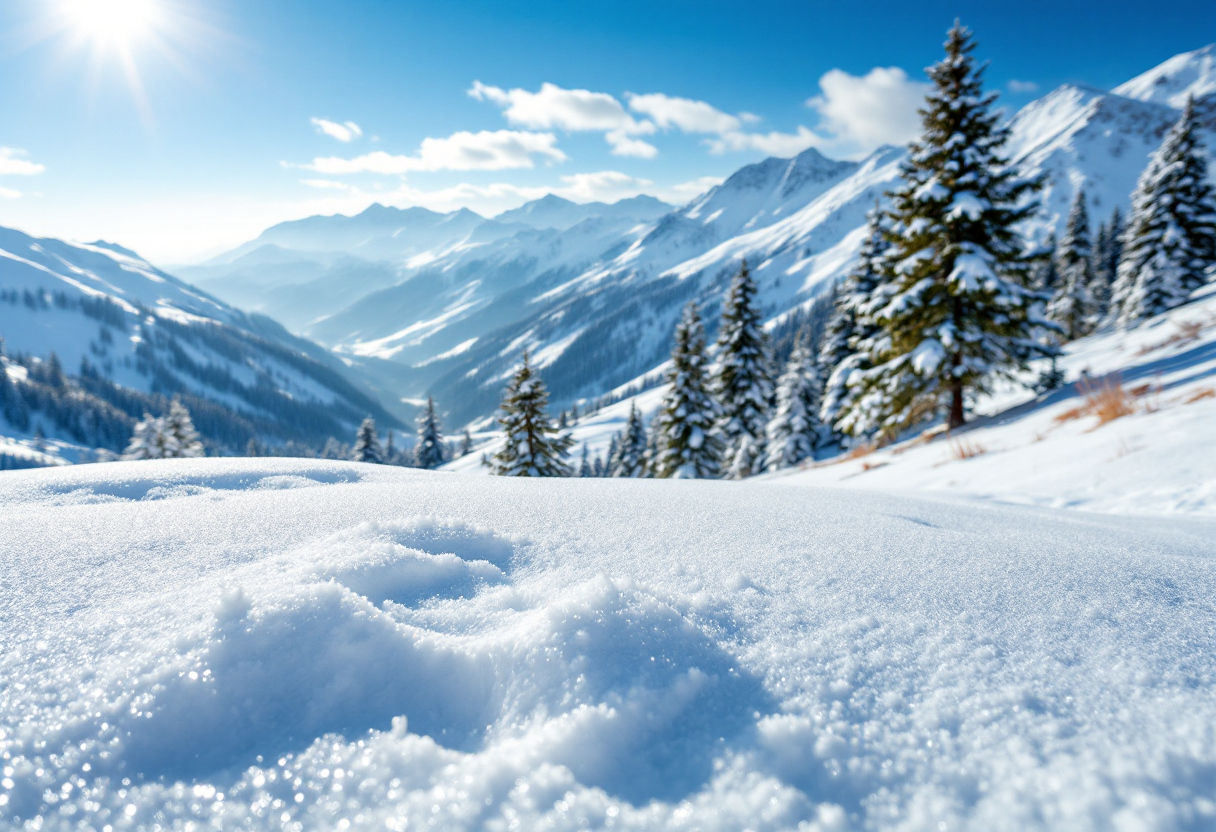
664, 175, 726, 201
0, 186, 22, 199
606, 130, 659, 158
306, 130, 567, 175
301, 179, 357, 191
0, 148, 46, 176
556, 171, 654, 201
311, 118, 363, 143
1007, 79, 1039, 94
626, 93, 741, 134
807, 67, 929, 153
707, 127, 821, 157
470, 80, 652, 135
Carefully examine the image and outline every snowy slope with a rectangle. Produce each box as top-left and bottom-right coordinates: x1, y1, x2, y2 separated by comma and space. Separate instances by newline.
766, 287, 1216, 516
1, 459, 1214, 831
0, 225, 400, 453
1114, 44, 1216, 108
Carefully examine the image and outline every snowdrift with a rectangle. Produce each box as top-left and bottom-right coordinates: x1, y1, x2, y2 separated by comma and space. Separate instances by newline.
2, 459, 1214, 830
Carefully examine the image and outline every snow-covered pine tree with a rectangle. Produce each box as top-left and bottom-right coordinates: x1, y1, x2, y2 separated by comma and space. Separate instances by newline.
122, 413, 170, 460
765, 340, 824, 471
385, 430, 397, 465
578, 443, 592, 477
713, 260, 774, 472
818, 207, 889, 434
491, 351, 573, 477
1092, 206, 1123, 314
611, 401, 648, 477
1048, 189, 1098, 340
839, 22, 1046, 438
459, 429, 473, 457
593, 452, 605, 477
163, 398, 204, 458
351, 417, 383, 464
640, 413, 661, 478
415, 396, 445, 469
1112, 99, 1216, 325
604, 432, 620, 476
654, 302, 722, 478
1030, 232, 1059, 292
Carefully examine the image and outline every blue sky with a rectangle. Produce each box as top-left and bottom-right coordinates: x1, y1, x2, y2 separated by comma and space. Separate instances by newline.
0, 0, 1211, 263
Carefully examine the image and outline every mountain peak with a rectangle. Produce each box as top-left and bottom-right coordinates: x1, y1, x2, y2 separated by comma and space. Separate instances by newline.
1114, 44, 1216, 108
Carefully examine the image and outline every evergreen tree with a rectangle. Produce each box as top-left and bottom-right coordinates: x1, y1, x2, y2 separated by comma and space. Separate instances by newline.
819, 207, 890, 433
459, 429, 473, 457
1030, 232, 1059, 292
610, 401, 648, 477
604, 432, 620, 476
641, 409, 662, 477
1092, 206, 1123, 314
713, 260, 774, 465
557, 410, 569, 430
654, 302, 722, 478
578, 443, 593, 477
351, 417, 383, 464
1112, 99, 1216, 325
593, 452, 605, 478
415, 396, 446, 469
839, 22, 1046, 438
122, 413, 170, 460
1048, 189, 1098, 340
491, 351, 573, 477
163, 398, 205, 458
765, 340, 824, 471
385, 429, 397, 465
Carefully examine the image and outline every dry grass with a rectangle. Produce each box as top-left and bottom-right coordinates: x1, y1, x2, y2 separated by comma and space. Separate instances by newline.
1080, 376, 1137, 426
949, 437, 986, 460
844, 442, 876, 460
1184, 386, 1216, 404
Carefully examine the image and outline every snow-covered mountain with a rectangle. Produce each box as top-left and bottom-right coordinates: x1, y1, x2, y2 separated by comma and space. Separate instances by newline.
187, 45, 1216, 429
0, 225, 401, 457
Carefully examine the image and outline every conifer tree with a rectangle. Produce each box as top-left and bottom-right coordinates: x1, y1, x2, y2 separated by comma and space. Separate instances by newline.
655, 302, 722, 478
122, 412, 171, 460
611, 401, 648, 477
459, 429, 473, 457
1030, 232, 1059, 292
603, 433, 619, 476
578, 443, 592, 477
765, 340, 824, 471
1112, 99, 1216, 325
713, 260, 774, 467
1092, 206, 1123, 313
163, 398, 204, 458
641, 414, 662, 478
384, 429, 397, 464
1048, 189, 1098, 340
491, 351, 573, 476
819, 208, 889, 433
415, 396, 445, 469
351, 417, 383, 464
593, 452, 605, 477
839, 22, 1046, 438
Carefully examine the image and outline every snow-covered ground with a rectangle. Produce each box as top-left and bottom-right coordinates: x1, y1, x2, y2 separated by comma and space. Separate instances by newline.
2, 457, 1215, 831
769, 288, 1216, 517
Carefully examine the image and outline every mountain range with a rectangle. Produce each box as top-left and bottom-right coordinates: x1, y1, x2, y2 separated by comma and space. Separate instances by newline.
5, 44, 1215, 446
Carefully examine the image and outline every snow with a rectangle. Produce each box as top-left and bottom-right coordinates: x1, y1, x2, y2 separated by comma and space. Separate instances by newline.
772, 288, 1216, 518
2, 456, 1215, 831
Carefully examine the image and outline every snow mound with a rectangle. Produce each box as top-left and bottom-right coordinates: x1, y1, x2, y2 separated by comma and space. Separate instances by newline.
2, 459, 1215, 830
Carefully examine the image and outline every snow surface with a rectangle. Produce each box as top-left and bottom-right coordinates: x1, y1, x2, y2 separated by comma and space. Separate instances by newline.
2, 458, 1215, 831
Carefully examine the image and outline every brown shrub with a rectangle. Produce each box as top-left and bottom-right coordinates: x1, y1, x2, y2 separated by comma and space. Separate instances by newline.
949, 438, 986, 460
1185, 387, 1216, 404
1080, 376, 1136, 426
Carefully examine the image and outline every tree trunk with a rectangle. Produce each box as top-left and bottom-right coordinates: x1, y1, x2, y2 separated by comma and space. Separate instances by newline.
949, 379, 965, 429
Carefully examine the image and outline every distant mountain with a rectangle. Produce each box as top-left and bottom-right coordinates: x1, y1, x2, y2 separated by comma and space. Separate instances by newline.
495, 194, 671, 230
0, 225, 401, 456
179, 45, 1216, 430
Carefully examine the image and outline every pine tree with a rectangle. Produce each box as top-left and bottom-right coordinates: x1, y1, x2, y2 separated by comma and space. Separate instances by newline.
1112, 99, 1216, 325
351, 417, 383, 464
839, 22, 1046, 438
610, 401, 648, 477
491, 351, 573, 477
459, 429, 473, 457
713, 260, 774, 466
654, 302, 722, 478
604, 432, 620, 476
162, 398, 204, 458
593, 452, 605, 477
1048, 189, 1098, 340
819, 207, 889, 434
578, 443, 593, 477
122, 413, 171, 460
384, 430, 397, 465
641, 411, 662, 477
415, 397, 445, 469
1092, 206, 1123, 312
1030, 232, 1059, 292
765, 340, 824, 471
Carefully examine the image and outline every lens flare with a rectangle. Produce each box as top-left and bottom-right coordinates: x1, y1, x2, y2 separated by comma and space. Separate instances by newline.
61, 0, 162, 50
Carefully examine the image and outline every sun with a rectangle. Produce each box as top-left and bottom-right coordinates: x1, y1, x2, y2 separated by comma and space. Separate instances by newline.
60, 0, 162, 50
